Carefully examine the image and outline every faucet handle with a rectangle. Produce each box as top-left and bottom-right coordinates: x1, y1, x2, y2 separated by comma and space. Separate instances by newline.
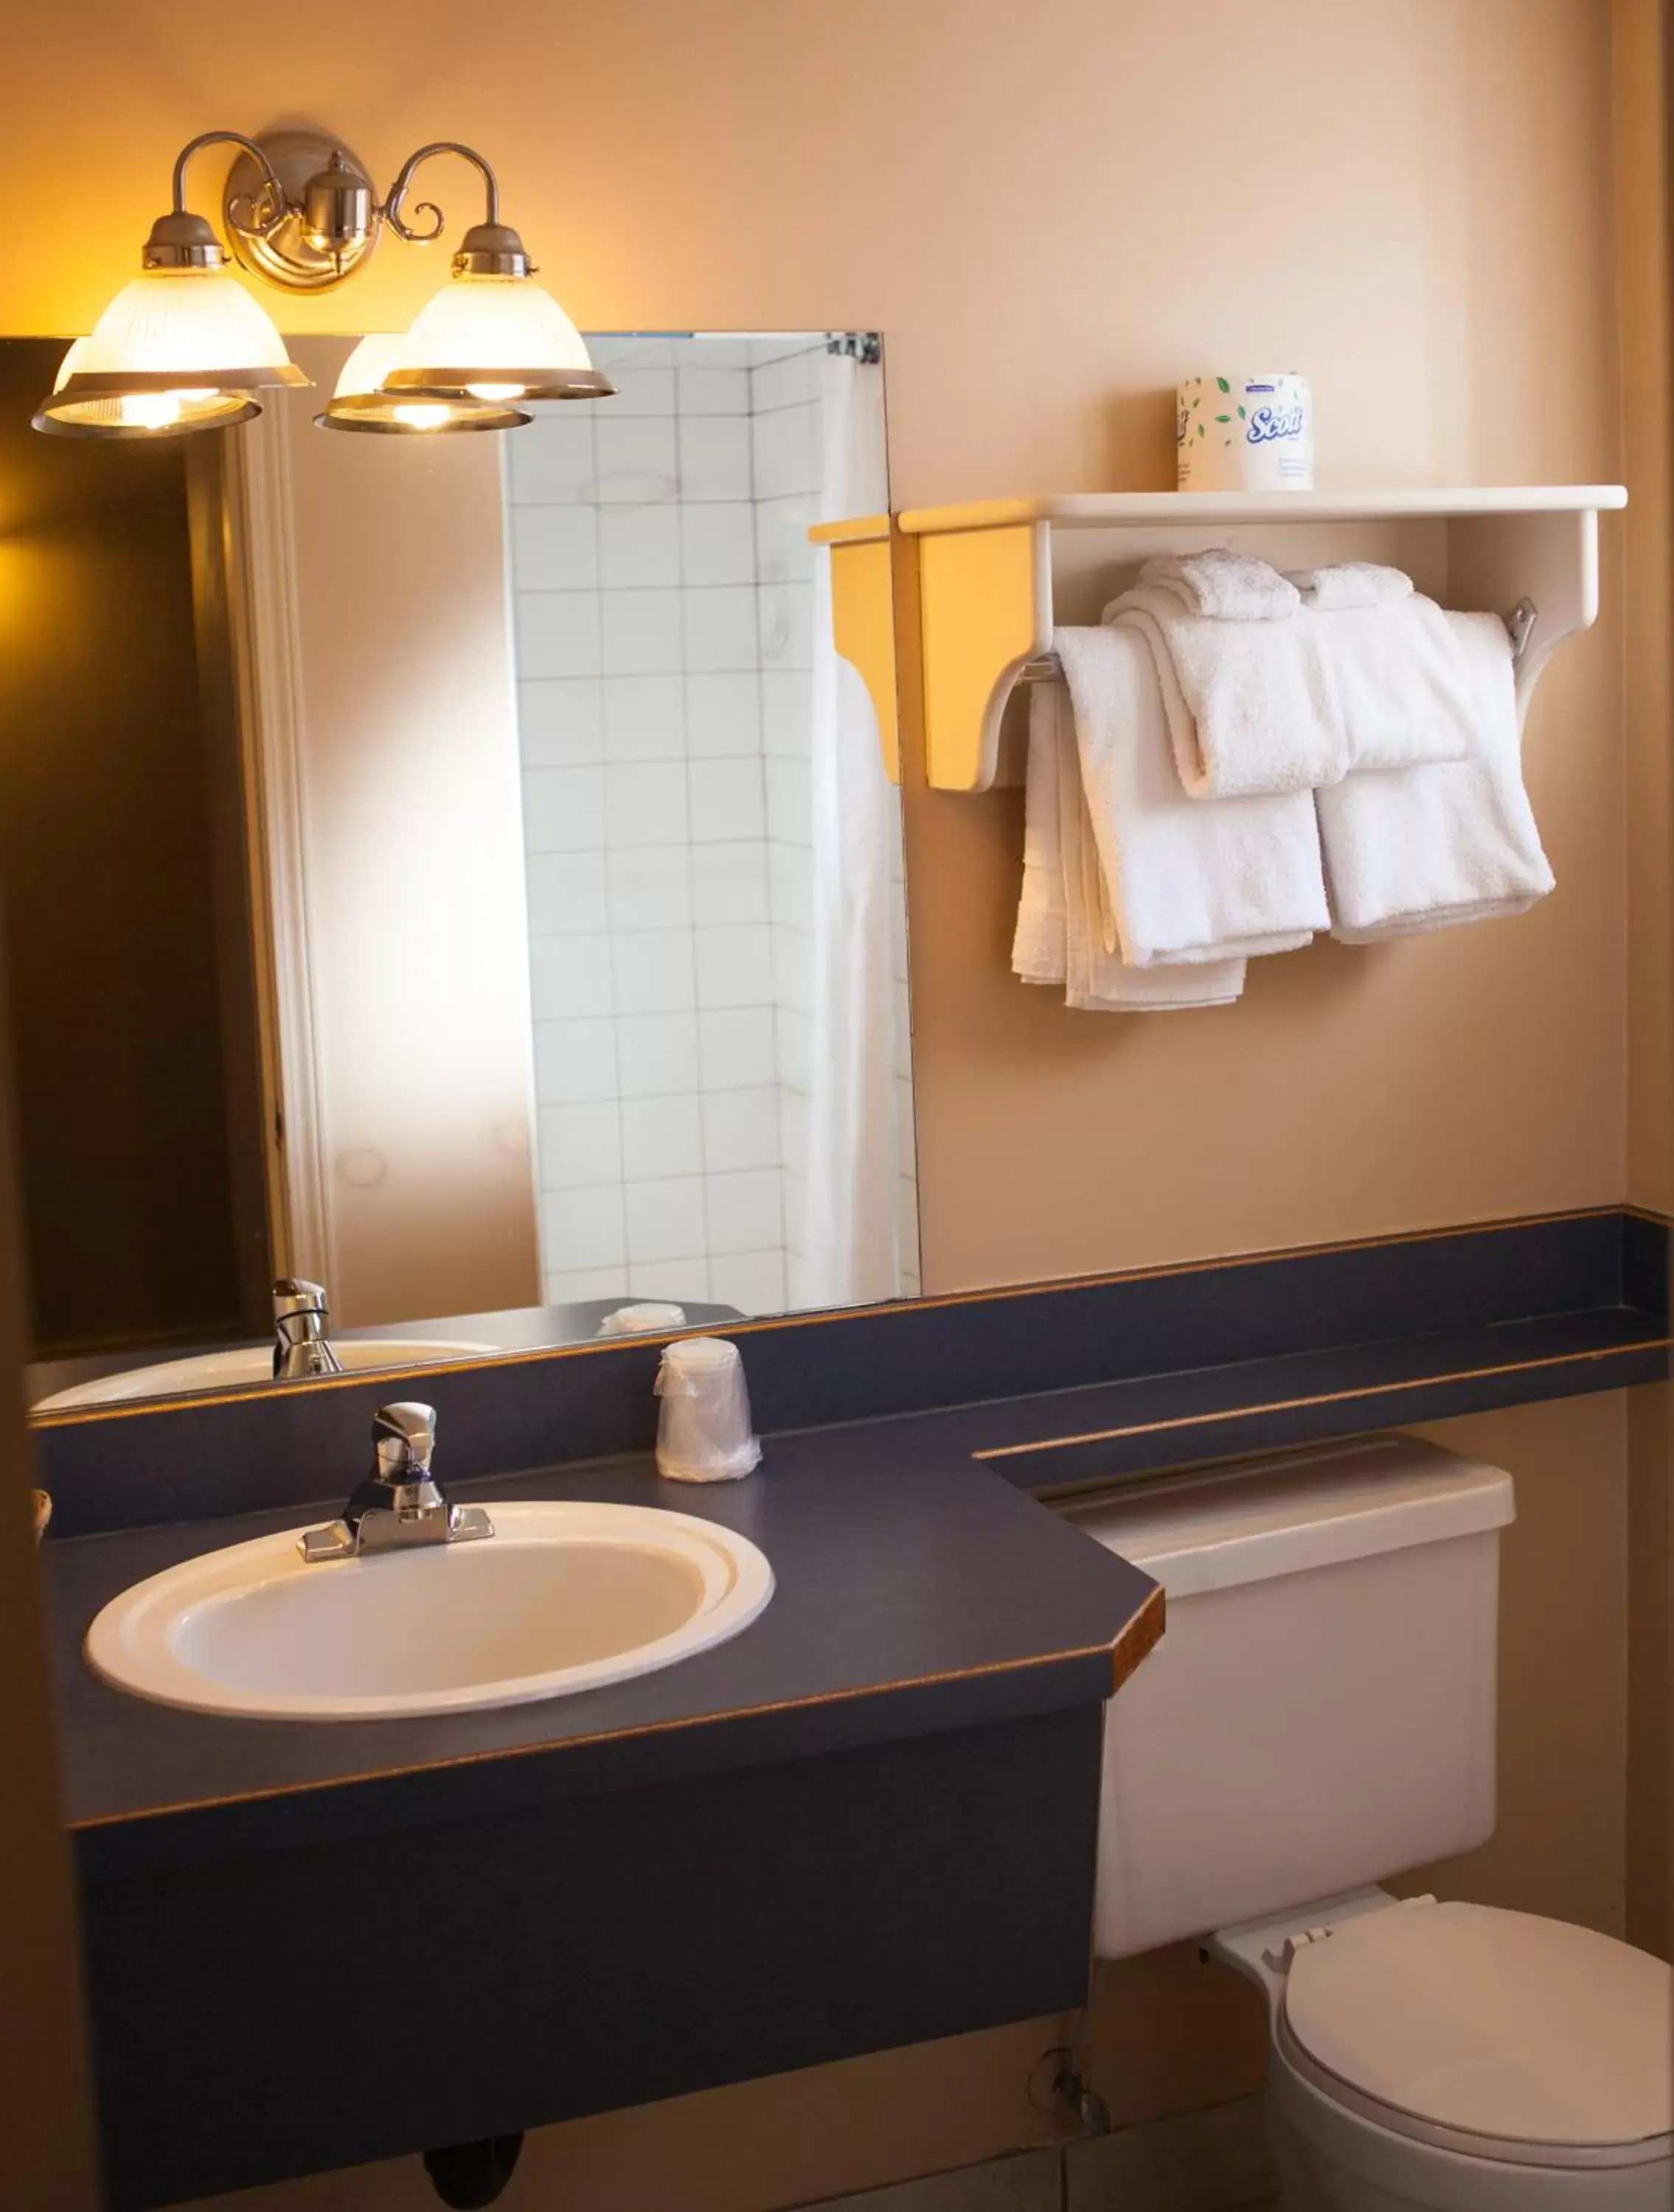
374, 1402, 437, 1482
273, 1277, 330, 1321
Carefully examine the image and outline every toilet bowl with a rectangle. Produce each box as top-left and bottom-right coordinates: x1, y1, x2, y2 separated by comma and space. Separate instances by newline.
1068, 1438, 1674, 2212
1215, 1888, 1672, 2211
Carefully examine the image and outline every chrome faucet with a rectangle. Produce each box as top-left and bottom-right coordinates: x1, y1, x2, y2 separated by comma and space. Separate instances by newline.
298, 1402, 495, 1562
272, 1278, 344, 1380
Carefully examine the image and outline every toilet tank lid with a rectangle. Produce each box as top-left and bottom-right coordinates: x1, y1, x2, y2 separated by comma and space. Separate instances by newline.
1284, 1899, 1673, 2152
1063, 1436, 1513, 1597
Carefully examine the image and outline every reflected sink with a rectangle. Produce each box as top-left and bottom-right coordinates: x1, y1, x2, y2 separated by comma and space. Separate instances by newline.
33, 1338, 501, 1412
86, 1501, 774, 1720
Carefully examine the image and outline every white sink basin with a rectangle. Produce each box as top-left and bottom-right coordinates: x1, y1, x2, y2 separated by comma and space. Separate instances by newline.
86, 1501, 774, 1720
33, 1338, 500, 1412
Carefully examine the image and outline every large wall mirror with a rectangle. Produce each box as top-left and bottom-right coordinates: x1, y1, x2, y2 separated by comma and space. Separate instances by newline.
0, 331, 917, 1413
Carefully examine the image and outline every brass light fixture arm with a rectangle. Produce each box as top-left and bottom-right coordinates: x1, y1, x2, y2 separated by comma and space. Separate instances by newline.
381, 142, 502, 246
174, 131, 286, 233
216, 127, 530, 289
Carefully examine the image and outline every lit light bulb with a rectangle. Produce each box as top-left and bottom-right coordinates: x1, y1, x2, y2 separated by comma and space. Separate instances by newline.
392, 402, 452, 431
465, 381, 527, 403
121, 392, 184, 430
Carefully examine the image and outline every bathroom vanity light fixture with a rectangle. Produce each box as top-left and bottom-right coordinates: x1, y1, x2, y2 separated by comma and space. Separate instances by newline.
34, 126, 611, 441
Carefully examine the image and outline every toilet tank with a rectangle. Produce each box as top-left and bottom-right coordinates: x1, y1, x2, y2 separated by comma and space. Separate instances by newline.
1065, 1435, 1515, 1961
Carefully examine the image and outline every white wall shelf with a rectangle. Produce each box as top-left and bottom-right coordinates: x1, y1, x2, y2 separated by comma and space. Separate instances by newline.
893, 486, 1628, 792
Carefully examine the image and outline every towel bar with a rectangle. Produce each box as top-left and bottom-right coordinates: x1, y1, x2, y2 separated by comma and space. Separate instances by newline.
1017, 595, 1540, 686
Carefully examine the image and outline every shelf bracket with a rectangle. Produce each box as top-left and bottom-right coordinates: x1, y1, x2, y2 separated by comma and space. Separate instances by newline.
810, 513, 902, 785
916, 520, 1052, 792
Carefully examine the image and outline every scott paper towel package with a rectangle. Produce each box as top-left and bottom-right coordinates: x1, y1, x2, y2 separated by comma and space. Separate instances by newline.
1178, 374, 1313, 492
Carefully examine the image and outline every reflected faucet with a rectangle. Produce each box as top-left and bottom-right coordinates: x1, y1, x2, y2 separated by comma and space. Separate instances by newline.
299, 1402, 495, 1562
272, 1278, 344, 1380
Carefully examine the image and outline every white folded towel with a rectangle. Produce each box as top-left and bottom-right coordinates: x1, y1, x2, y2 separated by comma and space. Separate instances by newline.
1105, 584, 1349, 798
1140, 548, 1300, 621
1316, 611, 1554, 940
1052, 626, 1327, 965
1311, 593, 1478, 771
1286, 562, 1414, 611
1013, 679, 1246, 1009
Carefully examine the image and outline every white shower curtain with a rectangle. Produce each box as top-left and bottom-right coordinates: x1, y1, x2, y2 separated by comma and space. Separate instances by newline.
796, 352, 905, 1310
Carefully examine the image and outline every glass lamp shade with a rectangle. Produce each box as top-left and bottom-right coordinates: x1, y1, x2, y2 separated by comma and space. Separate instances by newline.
33, 266, 308, 438
318, 332, 531, 434
381, 275, 614, 403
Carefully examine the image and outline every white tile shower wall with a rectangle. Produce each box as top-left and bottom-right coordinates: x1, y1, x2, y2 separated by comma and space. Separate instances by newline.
509, 338, 829, 1315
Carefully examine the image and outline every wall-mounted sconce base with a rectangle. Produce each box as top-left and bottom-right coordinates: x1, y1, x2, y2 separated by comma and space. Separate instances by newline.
224, 128, 377, 293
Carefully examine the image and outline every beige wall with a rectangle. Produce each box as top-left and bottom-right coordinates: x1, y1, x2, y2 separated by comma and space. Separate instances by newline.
0, 4, 1659, 2206
0, 0, 1632, 1296
1626, 1385, 1673, 1954
1617, 0, 1674, 1218
1614, 0, 1674, 1964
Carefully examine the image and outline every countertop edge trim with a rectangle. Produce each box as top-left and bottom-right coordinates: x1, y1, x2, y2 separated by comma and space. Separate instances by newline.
63, 1638, 1125, 1834
1111, 1583, 1166, 1692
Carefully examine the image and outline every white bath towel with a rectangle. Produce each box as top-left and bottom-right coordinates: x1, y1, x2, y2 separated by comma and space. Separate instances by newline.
1311, 593, 1479, 771
1104, 584, 1349, 798
1140, 548, 1300, 621
1316, 611, 1554, 940
1286, 562, 1414, 611
1052, 626, 1327, 966
1013, 680, 1246, 1009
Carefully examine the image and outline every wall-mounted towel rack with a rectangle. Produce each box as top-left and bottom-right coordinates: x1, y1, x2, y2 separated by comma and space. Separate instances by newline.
1013, 594, 1541, 687
891, 487, 1627, 792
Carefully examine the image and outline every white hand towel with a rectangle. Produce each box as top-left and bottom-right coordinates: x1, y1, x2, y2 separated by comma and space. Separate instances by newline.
1140, 548, 1300, 621
1286, 562, 1414, 611
1316, 611, 1554, 940
1105, 584, 1349, 798
1052, 626, 1326, 965
1013, 681, 1246, 1009
1310, 593, 1478, 771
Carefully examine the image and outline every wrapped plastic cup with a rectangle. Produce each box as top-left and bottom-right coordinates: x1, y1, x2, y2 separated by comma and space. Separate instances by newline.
597, 1301, 687, 1338
655, 1336, 762, 1483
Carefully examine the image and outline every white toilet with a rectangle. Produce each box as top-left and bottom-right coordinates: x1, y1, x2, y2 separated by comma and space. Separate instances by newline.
1069, 1435, 1673, 2211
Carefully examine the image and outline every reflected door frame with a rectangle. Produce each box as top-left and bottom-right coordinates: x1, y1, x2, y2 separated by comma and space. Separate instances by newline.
208, 403, 336, 1290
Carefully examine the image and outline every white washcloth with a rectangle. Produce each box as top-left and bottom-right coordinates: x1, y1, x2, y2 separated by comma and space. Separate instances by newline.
1286, 562, 1414, 611
1316, 611, 1554, 940
1140, 548, 1300, 622
1052, 626, 1326, 965
1105, 583, 1349, 798
1013, 681, 1246, 1009
1310, 594, 1478, 771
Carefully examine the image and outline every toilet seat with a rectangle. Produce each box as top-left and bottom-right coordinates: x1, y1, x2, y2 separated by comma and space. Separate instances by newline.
1277, 1897, 1673, 2171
